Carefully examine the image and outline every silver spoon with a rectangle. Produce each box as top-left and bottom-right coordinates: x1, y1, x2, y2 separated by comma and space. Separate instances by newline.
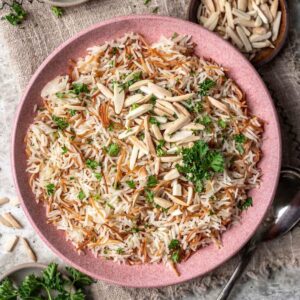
217, 166, 300, 300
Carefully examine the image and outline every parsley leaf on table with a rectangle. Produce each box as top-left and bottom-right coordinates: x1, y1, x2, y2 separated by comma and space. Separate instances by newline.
3, 2, 27, 26
51, 6, 64, 18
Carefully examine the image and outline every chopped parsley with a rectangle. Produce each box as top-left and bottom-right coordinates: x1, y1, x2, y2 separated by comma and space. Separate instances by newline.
145, 190, 154, 203
3, 2, 27, 26
176, 141, 225, 192
185, 99, 203, 114
218, 119, 227, 129
46, 183, 55, 195
156, 139, 166, 157
108, 122, 114, 131
55, 92, 65, 98
116, 248, 124, 254
238, 197, 253, 210
150, 95, 157, 104
61, 146, 68, 154
196, 115, 212, 126
131, 227, 140, 233
168, 239, 181, 263
78, 190, 85, 200
95, 173, 102, 181
119, 72, 142, 91
149, 116, 160, 126
70, 82, 89, 95
107, 143, 120, 157
52, 115, 69, 130
112, 47, 118, 55
146, 175, 158, 188
168, 239, 180, 250
126, 180, 136, 189
171, 251, 181, 263
86, 159, 99, 170
131, 103, 140, 110
198, 78, 216, 96
106, 202, 114, 209
51, 6, 64, 17
234, 133, 247, 154
69, 109, 76, 116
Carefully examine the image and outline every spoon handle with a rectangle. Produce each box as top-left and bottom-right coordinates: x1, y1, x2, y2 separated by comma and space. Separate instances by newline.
217, 241, 257, 300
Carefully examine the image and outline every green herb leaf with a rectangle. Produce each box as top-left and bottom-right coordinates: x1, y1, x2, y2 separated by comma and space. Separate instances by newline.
149, 117, 160, 126
112, 47, 118, 55
56, 92, 65, 99
4, 2, 27, 26
46, 183, 55, 196
185, 99, 203, 114
119, 72, 142, 91
42, 263, 64, 291
107, 143, 120, 157
0, 278, 18, 300
150, 95, 157, 105
86, 159, 99, 170
131, 227, 140, 233
145, 190, 154, 203
69, 109, 76, 116
168, 239, 180, 250
52, 115, 69, 130
108, 122, 114, 132
126, 180, 136, 189
62, 146, 68, 154
116, 248, 124, 254
234, 133, 246, 144
156, 139, 166, 157
144, 0, 151, 4
71, 82, 89, 95
18, 274, 42, 298
65, 266, 94, 288
78, 190, 85, 200
146, 175, 158, 188
210, 152, 225, 172
236, 144, 244, 154
131, 103, 140, 110
51, 6, 64, 17
218, 119, 227, 129
171, 250, 181, 263
238, 197, 253, 211
95, 173, 102, 181
198, 78, 216, 96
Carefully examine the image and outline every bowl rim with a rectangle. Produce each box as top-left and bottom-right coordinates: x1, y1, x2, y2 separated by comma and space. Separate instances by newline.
11, 14, 282, 288
187, 0, 289, 67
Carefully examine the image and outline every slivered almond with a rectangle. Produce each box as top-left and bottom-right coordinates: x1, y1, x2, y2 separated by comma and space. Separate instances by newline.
172, 180, 182, 196
260, 4, 273, 23
153, 107, 172, 118
236, 25, 252, 52
124, 94, 144, 107
22, 237, 37, 262
173, 103, 191, 117
118, 126, 139, 139
163, 169, 180, 181
132, 191, 140, 207
0, 215, 13, 227
156, 100, 179, 115
126, 104, 153, 120
208, 96, 229, 113
97, 82, 113, 99
237, 0, 247, 12
128, 136, 149, 154
252, 26, 267, 35
164, 130, 193, 143
151, 124, 163, 140
160, 156, 181, 163
255, 15, 263, 27
225, 2, 234, 29
187, 186, 194, 205
165, 192, 188, 206
232, 8, 251, 20
154, 157, 160, 175
128, 80, 152, 91
270, 0, 279, 19
226, 27, 244, 49
249, 31, 272, 42
252, 1, 268, 24
0, 197, 9, 206
204, 0, 215, 12
182, 123, 205, 131
147, 82, 172, 98
177, 135, 201, 145
166, 147, 179, 155
3, 235, 18, 252
129, 146, 139, 170
113, 83, 125, 114
272, 12, 281, 42
153, 197, 173, 209
164, 93, 195, 102
252, 40, 274, 48
164, 116, 191, 136
204, 12, 220, 31
144, 116, 156, 155
3, 212, 22, 229
233, 18, 257, 27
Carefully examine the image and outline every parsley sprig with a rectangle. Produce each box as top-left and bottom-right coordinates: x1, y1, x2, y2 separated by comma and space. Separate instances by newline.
3, 2, 27, 26
176, 141, 225, 192
0, 263, 93, 300
198, 78, 216, 96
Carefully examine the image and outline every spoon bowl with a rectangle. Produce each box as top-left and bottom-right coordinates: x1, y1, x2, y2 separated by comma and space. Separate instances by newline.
187, 0, 289, 67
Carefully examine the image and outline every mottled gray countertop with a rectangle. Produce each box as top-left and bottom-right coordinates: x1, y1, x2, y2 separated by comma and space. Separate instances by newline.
0, 3, 299, 298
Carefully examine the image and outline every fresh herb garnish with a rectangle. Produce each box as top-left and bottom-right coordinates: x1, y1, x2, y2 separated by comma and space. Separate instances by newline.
144, 0, 151, 4
116, 248, 124, 254
126, 180, 136, 189
131, 103, 140, 110
176, 141, 224, 192
107, 143, 120, 157
51, 6, 64, 17
56, 92, 65, 98
168, 239, 181, 263
119, 72, 142, 91
168, 239, 180, 250
95, 173, 102, 181
185, 99, 203, 113
78, 190, 85, 200
145, 190, 154, 203
52, 115, 69, 130
106, 202, 115, 209
234, 133, 246, 154
112, 47, 118, 55
196, 115, 212, 127
131, 227, 140, 233
61, 146, 68, 154
171, 250, 181, 263
0, 263, 93, 300
238, 197, 253, 210
150, 95, 157, 105
71, 82, 89, 95
198, 78, 216, 96
156, 139, 166, 157
146, 175, 158, 188
108, 122, 114, 131
69, 109, 77, 116
149, 116, 160, 126
3, 2, 27, 26
86, 159, 99, 170
46, 183, 55, 196
218, 119, 227, 129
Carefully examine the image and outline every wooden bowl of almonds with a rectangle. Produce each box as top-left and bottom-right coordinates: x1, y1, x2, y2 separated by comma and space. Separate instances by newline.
188, 0, 288, 67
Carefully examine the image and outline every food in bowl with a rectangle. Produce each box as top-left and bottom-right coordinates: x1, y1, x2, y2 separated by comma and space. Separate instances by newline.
25, 33, 263, 273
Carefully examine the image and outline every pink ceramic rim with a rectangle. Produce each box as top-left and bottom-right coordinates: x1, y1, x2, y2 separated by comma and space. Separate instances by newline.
11, 15, 282, 288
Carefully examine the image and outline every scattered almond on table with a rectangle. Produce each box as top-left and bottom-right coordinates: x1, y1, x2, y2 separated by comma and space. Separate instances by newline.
197, 0, 282, 60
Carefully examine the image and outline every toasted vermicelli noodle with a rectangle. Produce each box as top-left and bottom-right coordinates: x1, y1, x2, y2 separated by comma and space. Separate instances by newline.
25, 33, 263, 270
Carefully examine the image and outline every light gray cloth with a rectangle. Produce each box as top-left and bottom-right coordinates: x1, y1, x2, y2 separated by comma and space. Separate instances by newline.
0, 0, 299, 299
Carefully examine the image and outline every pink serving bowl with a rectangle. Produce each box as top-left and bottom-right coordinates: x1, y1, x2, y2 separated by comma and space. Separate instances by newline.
12, 15, 281, 288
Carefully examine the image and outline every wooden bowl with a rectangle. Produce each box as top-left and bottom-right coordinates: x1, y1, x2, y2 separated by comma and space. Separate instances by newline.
188, 0, 289, 67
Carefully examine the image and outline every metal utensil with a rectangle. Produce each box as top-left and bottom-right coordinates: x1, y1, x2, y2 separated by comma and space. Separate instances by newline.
217, 166, 300, 300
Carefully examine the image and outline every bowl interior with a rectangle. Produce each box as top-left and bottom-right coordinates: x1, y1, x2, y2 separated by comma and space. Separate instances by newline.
12, 15, 281, 288
187, 0, 289, 67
